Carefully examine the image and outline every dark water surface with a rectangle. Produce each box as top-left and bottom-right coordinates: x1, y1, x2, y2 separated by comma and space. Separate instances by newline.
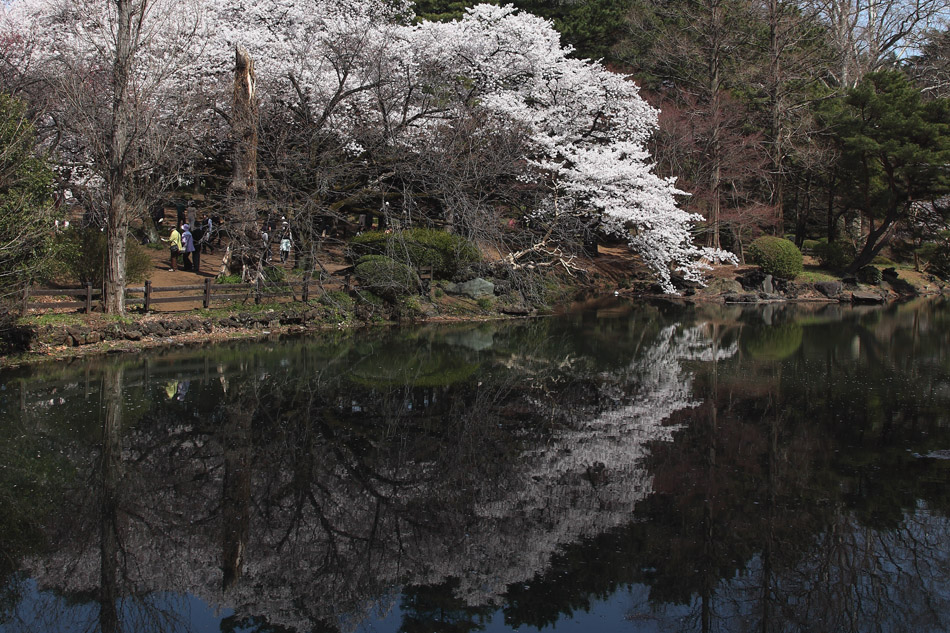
2, 298, 950, 633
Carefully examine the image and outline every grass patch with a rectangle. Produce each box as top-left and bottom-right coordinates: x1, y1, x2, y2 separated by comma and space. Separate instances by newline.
796, 270, 841, 283
19, 313, 85, 327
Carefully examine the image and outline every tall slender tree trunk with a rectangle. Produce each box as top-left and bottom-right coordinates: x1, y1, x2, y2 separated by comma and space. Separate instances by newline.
705, 0, 724, 250
228, 45, 260, 279
767, 0, 785, 233
104, 0, 135, 314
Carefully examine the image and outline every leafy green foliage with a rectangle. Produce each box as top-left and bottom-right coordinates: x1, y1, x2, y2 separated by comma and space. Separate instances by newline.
857, 266, 883, 285
916, 237, 950, 280
349, 228, 480, 278
0, 94, 57, 299
813, 241, 856, 270
412, 0, 631, 61
354, 255, 420, 299
48, 227, 151, 286
823, 72, 950, 270
748, 236, 803, 279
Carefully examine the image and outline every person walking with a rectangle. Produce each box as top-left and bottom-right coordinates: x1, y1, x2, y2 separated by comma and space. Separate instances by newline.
165, 225, 182, 271
201, 216, 214, 254
191, 221, 204, 273
181, 223, 195, 271
279, 228, 292, 264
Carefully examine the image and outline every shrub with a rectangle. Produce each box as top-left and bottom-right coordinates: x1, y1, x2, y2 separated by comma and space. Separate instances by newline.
354, 255, 419, 299
49, 227, 151, 286
262, 265, 285, 284
917, 241, 950, 280
348, 228, 480, 278
857, 266, 883, 285
216, 274, 243, 285
748, 236, 803, 279
801, 239, 824, 253
0, 303, 34, 355
813, 241, 855, 270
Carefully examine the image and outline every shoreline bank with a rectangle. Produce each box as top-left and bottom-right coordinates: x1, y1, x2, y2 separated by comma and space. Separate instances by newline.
4, 265, 947, 370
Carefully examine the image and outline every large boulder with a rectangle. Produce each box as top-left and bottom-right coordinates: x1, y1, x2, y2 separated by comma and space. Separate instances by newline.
445, 278, 495, 299
852, 290, 885, 303
814, 281, 842, 298
701, 278, 743, 296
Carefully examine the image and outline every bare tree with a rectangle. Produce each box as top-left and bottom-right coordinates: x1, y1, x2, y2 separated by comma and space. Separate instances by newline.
1, 0, 208, 313
802, 0, 950, 88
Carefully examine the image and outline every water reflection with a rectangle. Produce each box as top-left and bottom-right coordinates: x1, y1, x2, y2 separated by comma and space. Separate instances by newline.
2, 298, 950, 632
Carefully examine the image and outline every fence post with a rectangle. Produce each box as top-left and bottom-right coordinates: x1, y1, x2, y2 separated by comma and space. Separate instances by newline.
203, 277, 212, 309
144, 280, 152, 312
84, 282, 92, 313
302, 271, 310, 303
255, 278, 262, 305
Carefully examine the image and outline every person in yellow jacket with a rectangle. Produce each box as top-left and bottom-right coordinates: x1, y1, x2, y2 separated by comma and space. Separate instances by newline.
163, 225, 183, 271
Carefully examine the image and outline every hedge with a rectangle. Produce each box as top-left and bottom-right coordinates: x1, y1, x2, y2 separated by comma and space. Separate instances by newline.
354, 255, 419, 298
349, 228, 480, 278
748, 236, 803, 279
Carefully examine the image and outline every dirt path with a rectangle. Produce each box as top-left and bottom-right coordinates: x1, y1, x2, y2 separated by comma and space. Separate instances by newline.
143, 239, 352, 312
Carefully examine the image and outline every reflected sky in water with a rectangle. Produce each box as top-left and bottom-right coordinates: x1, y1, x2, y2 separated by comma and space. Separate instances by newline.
2, 297, 950, 633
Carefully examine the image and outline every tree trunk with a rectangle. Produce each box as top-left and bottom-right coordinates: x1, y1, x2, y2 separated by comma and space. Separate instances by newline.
103, 0, 135, 314
704, 0, 723, 251
847, 210, 897, 272
767, 0, 784, 234
228, 45, 260, 277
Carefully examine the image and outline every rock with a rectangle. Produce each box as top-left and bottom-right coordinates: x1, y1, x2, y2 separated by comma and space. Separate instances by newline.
882, 267, 899, 280
762, 274, 774, 294
66, 326, 85, 347
814, 281, 842, 298
737, 270, 767, 291
85, 331, 101, 344
852, 290, 885, 303
145, 322, 168, 337
122, 328, 143, 341
500, 303, 530, 315
445, 277, 495, 299
701, 278, 743, 296
726, 293, 760, 303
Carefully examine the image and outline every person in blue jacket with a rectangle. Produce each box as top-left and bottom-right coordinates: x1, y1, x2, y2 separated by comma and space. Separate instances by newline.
181, 224, 195, 271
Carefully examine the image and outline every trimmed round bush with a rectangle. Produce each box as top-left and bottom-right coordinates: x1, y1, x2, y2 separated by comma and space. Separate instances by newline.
813, 241, 855, 270
354, 255, 419, 299
748, 236, 803, 279
349, 228, 480, 278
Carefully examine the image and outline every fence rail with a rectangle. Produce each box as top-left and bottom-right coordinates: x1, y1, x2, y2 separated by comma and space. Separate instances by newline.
23, 271, 357, 314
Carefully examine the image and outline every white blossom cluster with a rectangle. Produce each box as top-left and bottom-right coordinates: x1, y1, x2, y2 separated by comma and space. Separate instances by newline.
1, 0, 734, 291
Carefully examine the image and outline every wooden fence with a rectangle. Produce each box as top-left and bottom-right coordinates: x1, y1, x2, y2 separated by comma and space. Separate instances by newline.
23, 271, 355, 314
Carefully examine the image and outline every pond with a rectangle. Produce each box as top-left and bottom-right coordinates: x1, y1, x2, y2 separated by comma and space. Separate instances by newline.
2, 297, 950, 633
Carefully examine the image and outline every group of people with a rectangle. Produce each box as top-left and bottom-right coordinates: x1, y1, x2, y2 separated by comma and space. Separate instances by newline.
165, 217, 214, 273
261, 216, 295, 265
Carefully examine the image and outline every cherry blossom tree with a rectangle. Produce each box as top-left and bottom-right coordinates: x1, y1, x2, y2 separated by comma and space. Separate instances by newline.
405, 6, 734, 290
1, 0, 210, 312
3, 0, 731, 298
